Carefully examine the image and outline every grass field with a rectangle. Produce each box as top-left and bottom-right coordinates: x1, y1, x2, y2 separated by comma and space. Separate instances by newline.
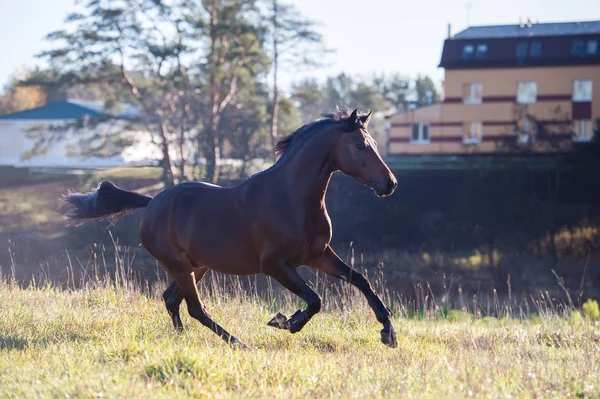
1, 166, 599, 398
1, 273, 599, 399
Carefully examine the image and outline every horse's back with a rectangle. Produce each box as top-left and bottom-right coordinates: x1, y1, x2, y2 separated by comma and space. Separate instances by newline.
142, 180, 241, 230
178, 181, 221, 189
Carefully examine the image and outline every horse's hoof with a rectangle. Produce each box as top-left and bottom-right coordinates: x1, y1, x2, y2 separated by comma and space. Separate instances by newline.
267, 312, 289, 330
380, 323, 398, 348
288, 310, 307, 334
229, 338, 251, 350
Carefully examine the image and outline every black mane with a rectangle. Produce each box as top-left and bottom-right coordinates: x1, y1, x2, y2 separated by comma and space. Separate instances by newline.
275, 108, 363, 158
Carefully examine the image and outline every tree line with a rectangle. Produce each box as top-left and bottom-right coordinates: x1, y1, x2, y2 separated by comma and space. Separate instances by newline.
0, 0, 439, 186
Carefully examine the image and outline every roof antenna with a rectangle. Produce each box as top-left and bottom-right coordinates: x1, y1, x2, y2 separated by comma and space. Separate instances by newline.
526, 18, 532, 28
466, 0, 472, 26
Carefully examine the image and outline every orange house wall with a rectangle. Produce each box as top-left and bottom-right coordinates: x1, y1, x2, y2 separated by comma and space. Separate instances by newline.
388, 65, 600, 155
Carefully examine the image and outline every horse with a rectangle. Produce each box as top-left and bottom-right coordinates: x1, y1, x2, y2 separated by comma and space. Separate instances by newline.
63, 108, 398, 349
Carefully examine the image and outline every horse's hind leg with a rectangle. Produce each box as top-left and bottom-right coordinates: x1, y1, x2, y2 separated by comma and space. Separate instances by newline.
163, 267, 208, 332
174, 271, 250, 350
163, 280, 184, 331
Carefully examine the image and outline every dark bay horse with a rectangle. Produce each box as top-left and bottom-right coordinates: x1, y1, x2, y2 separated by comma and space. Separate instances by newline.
63, 108, 398, 349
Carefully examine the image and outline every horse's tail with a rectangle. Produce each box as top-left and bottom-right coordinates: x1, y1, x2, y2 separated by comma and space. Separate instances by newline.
63, 181, 153, 226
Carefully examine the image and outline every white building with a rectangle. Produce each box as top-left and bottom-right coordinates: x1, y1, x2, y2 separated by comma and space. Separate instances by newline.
0, 100, 159, 168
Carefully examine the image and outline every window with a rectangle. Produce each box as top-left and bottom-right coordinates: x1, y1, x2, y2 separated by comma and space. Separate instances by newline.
410, 124, 419, 142
463, 122, 482, 144
573, 120, 593, 142
462, 44, 474, 59
573, 80, 593, 102
410, 123, 430, 144
516, 42, 528, 58
587, 40, 598, 55
571, 40, 585, 56
530, 41, 542, 57
517, 81, 537, 104
475, 44, 488, 59
463, 83, 483, 104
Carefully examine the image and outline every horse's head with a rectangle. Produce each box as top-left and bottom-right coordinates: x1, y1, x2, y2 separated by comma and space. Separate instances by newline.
333, 109, 397, 197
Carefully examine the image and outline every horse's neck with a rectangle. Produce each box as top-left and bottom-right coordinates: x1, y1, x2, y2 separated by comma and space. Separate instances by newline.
278, 131, 336, 206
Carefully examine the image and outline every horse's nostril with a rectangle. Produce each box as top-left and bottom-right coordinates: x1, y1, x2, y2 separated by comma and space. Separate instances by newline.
386, 178, 396, 192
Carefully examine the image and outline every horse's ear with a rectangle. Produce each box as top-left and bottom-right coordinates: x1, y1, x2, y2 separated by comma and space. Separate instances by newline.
348, 109, 359, 129
360, 111, 372, 127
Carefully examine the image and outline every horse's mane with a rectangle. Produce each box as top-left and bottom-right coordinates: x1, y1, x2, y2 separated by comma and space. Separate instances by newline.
275, 108, 360, 159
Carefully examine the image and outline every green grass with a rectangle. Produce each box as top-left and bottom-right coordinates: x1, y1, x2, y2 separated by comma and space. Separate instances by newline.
1, 277, 599, 399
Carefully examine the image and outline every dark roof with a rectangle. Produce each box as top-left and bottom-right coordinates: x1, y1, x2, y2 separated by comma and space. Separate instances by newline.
440, 21, 600, 69
0, 100, 140, 121
454, 20, 600, 39
0, 101, 107, 120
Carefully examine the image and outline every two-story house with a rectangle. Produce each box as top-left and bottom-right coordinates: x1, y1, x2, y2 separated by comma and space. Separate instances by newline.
387, 20, 600, 156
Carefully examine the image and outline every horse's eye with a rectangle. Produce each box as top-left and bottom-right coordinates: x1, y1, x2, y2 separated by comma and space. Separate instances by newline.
356, 143, 366, 150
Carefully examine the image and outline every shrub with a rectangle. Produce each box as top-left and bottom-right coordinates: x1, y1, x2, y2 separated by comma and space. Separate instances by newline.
582, 299, 600, 321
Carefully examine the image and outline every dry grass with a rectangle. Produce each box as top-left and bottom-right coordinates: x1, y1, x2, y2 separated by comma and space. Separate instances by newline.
90, 166, 163, 183
0, 268, 599, 399
0, 167, 163, 234
0, 180, 75, 234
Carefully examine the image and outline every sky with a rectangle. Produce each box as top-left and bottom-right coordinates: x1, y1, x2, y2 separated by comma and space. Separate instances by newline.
1, 0, 599, 94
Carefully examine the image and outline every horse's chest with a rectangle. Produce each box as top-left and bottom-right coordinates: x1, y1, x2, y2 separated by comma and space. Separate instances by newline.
263, 204, 332, 265
299, 214, 332, 262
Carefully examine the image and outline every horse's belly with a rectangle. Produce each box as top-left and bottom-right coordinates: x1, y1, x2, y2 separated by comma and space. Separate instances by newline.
183, 219, 261, 275
190, 245, 261, 276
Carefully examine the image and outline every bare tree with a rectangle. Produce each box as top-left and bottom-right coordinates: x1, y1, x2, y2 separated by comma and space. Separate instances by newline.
31, 0, 199, 186
264, 0, 326, 155
186, 0, 267, 183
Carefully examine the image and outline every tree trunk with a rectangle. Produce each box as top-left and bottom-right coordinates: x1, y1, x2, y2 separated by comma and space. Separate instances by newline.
159, 122, 175, 187
205, 111, 220, 184
270, 0, 280, 157
178, 122, 186, 181
205, 5, 220, 184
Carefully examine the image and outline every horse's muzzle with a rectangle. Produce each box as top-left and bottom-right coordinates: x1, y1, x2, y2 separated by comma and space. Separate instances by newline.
373, 177, 397, 197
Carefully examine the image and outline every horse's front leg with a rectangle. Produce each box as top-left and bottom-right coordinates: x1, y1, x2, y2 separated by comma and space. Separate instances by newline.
310, 247, 397, 348
264, 261, 322, 333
